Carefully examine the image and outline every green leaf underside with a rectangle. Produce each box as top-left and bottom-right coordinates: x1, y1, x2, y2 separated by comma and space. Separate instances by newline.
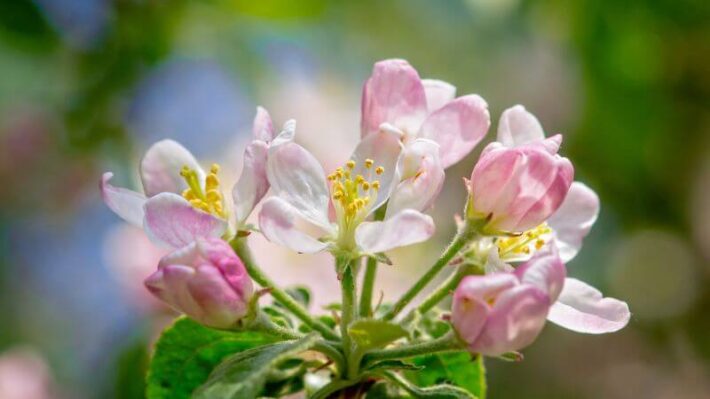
194, 333, 320, 399
348, 319, 409, 351
404, 351, 486, 399
365, 360, 423, 373
145, 317, 278, 399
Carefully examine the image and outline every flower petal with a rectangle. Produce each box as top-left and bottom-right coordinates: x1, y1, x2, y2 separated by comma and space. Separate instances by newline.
422, 79, 456, 112
355, 209, 434, 254
267, 126, 331, 229
419, 94, 490, 168
144, 193, 227, 248
232, 140, 270, 226
145, 264, 201, 317
186, 265, 250, 327
350, 129, 403, 212
471, 285, 551, 356
547, 278, 630, 334
515, 246, 567, 302
140, 139, 204, 196
100, 172, 147, 227
259, 197, 331, 254
386, 139, 445, 217
497, 105, 545, 148
361, 59, 428, 137
252, 106, 275, 143
547, 182, 600, 262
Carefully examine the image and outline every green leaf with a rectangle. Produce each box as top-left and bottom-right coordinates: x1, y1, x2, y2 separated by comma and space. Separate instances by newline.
146, 317, 277, 399
194, 333, 320, 399
284, 286, 311, 307
382, 371, 476, 399
364, 360, 422, 373
404, 352, 486, 399
366, 381, 409, 398
348, 319, 409, 351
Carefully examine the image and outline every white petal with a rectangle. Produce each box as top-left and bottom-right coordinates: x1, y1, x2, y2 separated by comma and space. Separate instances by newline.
258, 197, 331, 254
419, 94, 490, 168
267, 125, 331, 229
547, 278, 630, 334
548, 182, 600, 262
252, 106, 275, 143
232, 140, 270, 226
386, 139, 445, 217
143, 193, 227, 248
140, 139, 204, 196
497, 105, 545, 148
100, 172, 147, 227
484, 249, 515, 274
349, 129, 403, 212
422, 79, 456, 112
355, 209, 434, 254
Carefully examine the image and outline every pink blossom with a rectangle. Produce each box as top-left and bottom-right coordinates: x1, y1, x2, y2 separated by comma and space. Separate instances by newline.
259, 125, 436, 256
361, 59, 490, 169
452, 248, 566, 356
101, 107, 276, 248
468, 140, 574, 233
144, 238, 254, 329
0, 347, 55, 399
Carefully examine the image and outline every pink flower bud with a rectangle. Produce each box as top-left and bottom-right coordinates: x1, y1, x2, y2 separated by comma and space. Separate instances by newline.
452, 248, 566, 356
468, 139, 573, 233
144, 238, 254, 329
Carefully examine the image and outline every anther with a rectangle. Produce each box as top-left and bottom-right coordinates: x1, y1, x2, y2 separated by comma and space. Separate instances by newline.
375, 166, 384, 175
372, 181, 380, 190
365, 159, 374, 168
346, 160, 356, 169
362, 182, 370, 190
210, 164, 220, 174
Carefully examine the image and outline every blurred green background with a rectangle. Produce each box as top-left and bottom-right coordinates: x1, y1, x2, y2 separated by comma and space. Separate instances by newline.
0, 0, 708, 398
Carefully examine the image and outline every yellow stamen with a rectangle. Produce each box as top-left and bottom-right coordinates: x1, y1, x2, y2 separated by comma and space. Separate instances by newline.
375, 166, 384, 175
180, 164, 227, 218
346, 160, 356, 169
364, 159, 374, 168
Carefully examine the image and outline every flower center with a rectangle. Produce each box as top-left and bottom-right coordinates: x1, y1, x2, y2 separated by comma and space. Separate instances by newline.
327, 158, 384, 231
180, 164, 226, 218
496, 224, 552, 257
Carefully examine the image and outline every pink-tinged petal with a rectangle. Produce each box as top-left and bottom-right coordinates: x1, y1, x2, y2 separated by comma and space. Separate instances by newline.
145, 264, 201, 317
350, 129, 403, 212
355, 209, 434, 254
232, 141, 270, 226
140, 139, 204, 196
470, 285, 551, 356
186, 265, 249, 328
469, 143, 526, 218
547, 182, 600, 262
497, 105, 545, 148
361, 59, 428, 137
484, 249, 515, 274
252, 106, 275, 143
100, 172, 146, 227
143, 193, 227, 248
419, 94, 490, 168
452, 273, 519, 346
547, 278, 630, 334
386, 139, 445, 217
515, 246, 567, 302
259, 197, 331, 254
509, 154, 574, 232
267, 127, 331, 229
422, 79, 456, 112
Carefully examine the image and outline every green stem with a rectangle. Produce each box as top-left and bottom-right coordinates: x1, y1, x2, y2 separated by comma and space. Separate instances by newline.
339, 258, 358, 379
253, 312, 346, 372
382, 223, 479, 321
402, 261, 484, 323
358, 206, 386, 318
231, 237, 340, 341
363, 332, 461, 364
359, 257, 378, 317
310, 379, 360, 399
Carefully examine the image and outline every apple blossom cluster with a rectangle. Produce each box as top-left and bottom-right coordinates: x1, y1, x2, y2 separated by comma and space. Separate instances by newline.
101, 59, 630, 398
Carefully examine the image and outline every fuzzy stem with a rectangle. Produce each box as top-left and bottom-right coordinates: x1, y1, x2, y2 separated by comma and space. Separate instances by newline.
339, 258, 358, 379
358, 257, 378, 317
382, 222, 479, 321
231, 237, 340, 341
363, 332, 461, 363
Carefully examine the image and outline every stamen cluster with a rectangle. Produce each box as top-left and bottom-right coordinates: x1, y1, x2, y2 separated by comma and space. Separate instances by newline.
327, 159, 383, 226
496, 224, 552, 256
180, 164, 226, 218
